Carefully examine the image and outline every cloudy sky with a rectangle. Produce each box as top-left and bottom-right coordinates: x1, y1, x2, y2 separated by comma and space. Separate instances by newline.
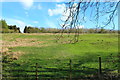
1, 0, 119, 32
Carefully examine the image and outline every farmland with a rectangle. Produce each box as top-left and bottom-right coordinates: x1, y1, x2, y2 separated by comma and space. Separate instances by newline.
2, 33, 119, 79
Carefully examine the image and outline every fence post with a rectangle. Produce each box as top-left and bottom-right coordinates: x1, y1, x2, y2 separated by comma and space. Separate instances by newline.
36, 63, 38, 80
98, 57, 102, 80
69, 59, 72, 80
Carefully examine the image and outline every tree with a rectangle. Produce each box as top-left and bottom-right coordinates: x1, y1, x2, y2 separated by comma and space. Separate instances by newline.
40, 27, 45, 33
57, 0, 120, 43
0, 19, 9, 33
24, 26, 27, 33
0, 19, 21, 33
17, 27, 21, 33
1, 19, 8, 29
8, 25, 21, 33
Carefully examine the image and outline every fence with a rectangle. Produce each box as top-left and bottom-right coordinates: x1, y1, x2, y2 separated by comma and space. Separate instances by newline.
2, 56, 120, 80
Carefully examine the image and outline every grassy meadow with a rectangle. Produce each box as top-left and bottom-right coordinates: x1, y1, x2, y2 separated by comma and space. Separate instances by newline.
2, 33, 119, 79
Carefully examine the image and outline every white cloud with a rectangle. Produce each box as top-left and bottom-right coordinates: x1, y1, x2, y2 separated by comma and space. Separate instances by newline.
33, 21, 39, 24
48, 4, 66, 16
57, 3, 84, 29
48, 3, 78, 23
48, 3, 78, 17
60, 9, 70, 21
48, 9, 53, 16
5, 18, 26, 33
20, 0, 33, 9
61, 3, 78, 21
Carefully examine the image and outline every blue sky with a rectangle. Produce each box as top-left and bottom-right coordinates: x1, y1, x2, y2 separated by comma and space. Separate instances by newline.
1, 1, 119, 32
2, 2, 63, 32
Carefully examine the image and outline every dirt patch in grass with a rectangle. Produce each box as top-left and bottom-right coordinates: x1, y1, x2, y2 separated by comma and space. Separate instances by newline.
22, 33, 82, 35
11, 51, 24, 60
1, 47, 9, 53
2, 50, 24, 60
22, 33, 56, 35
2, 38, 45, 47
2, 38, 50, 60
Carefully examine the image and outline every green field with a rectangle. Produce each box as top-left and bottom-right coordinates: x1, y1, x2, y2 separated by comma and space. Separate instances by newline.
2, 33, 119, 79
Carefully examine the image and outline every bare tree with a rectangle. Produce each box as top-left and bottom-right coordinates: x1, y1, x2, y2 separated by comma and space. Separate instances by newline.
56, 0, 120, 43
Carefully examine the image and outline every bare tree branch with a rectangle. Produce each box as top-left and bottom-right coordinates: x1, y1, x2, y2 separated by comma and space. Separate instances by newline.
56, 0, 119, 43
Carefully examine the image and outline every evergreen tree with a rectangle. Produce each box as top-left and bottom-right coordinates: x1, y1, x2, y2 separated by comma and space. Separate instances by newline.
0, 19, 8, 29
24, 26, 27, 33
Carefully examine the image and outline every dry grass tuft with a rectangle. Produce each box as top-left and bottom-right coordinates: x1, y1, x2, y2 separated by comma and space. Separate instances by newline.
2, 38, 45, 47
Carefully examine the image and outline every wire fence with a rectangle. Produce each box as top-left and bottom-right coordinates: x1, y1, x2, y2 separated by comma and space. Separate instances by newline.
2, 56, 120, 80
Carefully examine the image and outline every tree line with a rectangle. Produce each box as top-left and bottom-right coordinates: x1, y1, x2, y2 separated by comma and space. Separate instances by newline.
0, 19, 21, 33
0, 19, 119, 33
23, 26, 60, 33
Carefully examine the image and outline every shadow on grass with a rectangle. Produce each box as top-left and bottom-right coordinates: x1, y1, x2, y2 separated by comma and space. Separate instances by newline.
2, 52, 120, 80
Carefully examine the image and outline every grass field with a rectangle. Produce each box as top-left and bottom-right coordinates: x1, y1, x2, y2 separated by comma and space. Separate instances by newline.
2, 33, 119, 79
